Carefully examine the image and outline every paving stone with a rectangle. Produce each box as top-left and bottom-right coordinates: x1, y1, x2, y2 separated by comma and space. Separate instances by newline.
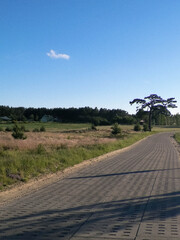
137, 222, 180, 239
74, 220, 139, 239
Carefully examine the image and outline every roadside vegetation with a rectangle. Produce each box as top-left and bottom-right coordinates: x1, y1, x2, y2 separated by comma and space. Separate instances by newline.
0, 122, 90, 132
174, 132, 180, 144
0, 122, 180, 190
0, 123, 152, 190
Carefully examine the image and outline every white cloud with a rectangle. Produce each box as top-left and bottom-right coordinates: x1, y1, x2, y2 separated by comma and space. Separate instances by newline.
47, 49, 70, 60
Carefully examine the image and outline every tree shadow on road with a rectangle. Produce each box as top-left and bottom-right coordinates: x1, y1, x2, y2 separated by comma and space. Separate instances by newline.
1, 191, 180, 239
67, 168, 180, 179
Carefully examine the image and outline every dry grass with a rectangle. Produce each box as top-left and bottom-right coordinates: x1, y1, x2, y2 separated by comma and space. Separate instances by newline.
0, 124, 178, 151
0, 128, 118, 150
0, 124, 156, 190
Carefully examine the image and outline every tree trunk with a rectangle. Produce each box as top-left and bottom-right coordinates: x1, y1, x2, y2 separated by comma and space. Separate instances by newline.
149, 110, 152, 131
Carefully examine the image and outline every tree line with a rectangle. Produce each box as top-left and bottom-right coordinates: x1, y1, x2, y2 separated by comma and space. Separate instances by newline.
0, 106, 134, 125
0, 104, 180, 126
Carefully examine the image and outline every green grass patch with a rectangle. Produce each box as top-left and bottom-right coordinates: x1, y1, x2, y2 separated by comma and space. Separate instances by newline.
0, 131, 154, 190
0, 122, 91, 132
174, 132, 180, 144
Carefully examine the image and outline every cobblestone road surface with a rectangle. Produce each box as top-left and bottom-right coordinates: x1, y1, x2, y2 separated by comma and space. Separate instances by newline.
1, 132, 180, 240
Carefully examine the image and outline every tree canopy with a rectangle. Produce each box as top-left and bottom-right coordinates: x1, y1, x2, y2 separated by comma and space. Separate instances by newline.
0, 106, 132, 125
130, 94, 177, 131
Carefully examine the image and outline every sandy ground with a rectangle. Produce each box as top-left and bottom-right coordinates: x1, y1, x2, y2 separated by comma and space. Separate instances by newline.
0, 134, 179, 207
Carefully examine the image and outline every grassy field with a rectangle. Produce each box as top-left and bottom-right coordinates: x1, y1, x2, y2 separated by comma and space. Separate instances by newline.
0, 122, 179, 190
0, 122, 90, 132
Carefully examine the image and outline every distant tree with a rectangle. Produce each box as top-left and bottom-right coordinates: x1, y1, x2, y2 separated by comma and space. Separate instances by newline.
29, 114, 34, 121
130, 94, 177, 131
111, 123, 121, 135
174, 114, 180, 126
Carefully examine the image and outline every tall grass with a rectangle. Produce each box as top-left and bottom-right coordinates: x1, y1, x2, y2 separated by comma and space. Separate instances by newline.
0, 131, 154, 190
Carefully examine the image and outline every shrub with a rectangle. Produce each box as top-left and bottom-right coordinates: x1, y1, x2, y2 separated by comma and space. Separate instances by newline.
33, 128, 40, 132
20, 125, 26, 131
134, 124, 141, 131
12, 124, 27, 139
5, 127, 12, 132
40, 126, 46, 132
143, 124, 149, 131
90, 124, 97, 131
0, 127, 3, 131
36, 144, 46, 154
111, 123, 121, 135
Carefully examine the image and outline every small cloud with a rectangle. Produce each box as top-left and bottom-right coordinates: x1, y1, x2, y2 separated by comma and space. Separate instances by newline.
47, 49, 70, 60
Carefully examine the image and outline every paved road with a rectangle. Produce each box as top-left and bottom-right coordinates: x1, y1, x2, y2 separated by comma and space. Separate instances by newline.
1, 132, 180, 240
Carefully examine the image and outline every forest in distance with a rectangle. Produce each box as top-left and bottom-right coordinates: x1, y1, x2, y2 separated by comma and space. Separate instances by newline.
0, 105, 180, 126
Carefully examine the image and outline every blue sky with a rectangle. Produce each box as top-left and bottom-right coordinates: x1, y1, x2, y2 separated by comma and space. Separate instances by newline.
1, 0, 180, 114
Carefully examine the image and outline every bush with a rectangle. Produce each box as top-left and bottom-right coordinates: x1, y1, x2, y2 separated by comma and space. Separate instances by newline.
5, 127, 12, 132
40, 126, 46, 132
90, 124, 97, 131
12, 124, 27, 139
33, 128, 40, 132
0, 127, 3, 131
35, 144, 46, 154
143, 124, 149, 131
111, 123, 121, 135
134, 124, 141, 131
20, 125, 26, 131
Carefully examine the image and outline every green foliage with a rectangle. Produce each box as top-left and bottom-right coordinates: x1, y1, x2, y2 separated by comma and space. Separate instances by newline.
111, 123, 122, 135
174, 133, 180, 144
20, 125, 29, 132
35, 144, 46, 154
33, 128, 40, 132
40, 126, 46, 132
0, 127, 3, 131
12, 124, 27, 139
0, 122, 92, 133
130, 94, 177, 131
29, 114, 34, 121
113, 115, 135, 125
5, 126, 12, 132
90, 124, 97, 131
0, 105, 135, 125
134, 124, 141, 131
143, 124, 149, 131
32, 126, 46, 132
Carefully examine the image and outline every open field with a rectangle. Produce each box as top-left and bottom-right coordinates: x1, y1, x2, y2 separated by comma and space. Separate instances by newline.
0, 123, 133, 150
0, 122, 90, 132
0, 122, 180, 190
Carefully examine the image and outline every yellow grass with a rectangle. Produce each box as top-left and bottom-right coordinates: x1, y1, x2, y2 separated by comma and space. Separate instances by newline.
0, 125, 179, 151
0, 128, 117, 150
